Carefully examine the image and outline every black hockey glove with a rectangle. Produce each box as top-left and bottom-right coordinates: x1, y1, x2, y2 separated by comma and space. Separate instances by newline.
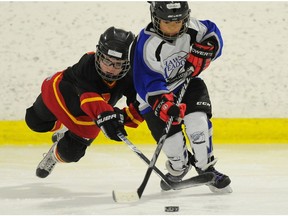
185, 41, 215, 77
95, 111, 127, 141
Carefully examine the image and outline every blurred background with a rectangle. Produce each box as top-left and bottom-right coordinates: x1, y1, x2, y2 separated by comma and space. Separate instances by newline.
0, 1, 287, 144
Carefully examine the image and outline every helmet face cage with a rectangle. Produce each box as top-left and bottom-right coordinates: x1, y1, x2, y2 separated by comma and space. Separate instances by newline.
94, 27, 134, 82
150, 1, 190, 40
95, 49, 130, 82
152, 14, 190, 41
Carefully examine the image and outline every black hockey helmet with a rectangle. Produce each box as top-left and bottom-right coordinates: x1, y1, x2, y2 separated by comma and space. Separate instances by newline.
149, 1, 191, 40
95, 26, 135, 81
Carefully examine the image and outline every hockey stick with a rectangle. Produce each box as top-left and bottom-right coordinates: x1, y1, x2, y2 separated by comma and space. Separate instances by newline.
112, 132, 215, 202
116, 132, 170, 185
112, 76, 192, 202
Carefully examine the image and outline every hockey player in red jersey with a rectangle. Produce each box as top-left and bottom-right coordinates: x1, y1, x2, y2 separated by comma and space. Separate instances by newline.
25, 27, 143, 178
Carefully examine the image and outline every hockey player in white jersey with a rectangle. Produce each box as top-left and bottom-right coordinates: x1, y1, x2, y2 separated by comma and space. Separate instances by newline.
131, 1, 232, 193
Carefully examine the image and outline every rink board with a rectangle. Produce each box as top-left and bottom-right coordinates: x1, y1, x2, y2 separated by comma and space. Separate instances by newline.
0, 118, 287, 145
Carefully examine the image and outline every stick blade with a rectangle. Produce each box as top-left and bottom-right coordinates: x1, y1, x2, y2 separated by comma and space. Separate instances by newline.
112, 190, 140, 203
173, 172, 215, 190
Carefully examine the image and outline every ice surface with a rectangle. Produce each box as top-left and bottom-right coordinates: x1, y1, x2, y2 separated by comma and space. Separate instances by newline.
0, 144, 287, 215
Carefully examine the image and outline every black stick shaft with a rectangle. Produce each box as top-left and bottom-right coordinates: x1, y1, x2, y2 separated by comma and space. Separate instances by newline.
117, 132, 171, 186
137, 76, 192, 198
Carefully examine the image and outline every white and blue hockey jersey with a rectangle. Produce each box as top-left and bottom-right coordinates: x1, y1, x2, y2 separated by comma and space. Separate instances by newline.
132, 18, 223, 114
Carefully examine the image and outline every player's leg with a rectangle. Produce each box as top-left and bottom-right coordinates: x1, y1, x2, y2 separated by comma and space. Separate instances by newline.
51, 124, 68, 143
25, 94, 61, 178
183, 78, 231, 193
36, 130, 94, 178
25, 94, 58, 133
25, 94, 95, 178
143, 112, 192, 190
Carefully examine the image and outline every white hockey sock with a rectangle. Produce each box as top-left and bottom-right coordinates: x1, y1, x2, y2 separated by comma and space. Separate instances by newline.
184, 112, 213, 169
162, 131, 189, 171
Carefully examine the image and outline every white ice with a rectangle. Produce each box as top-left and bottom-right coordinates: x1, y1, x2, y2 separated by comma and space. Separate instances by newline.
0, 144, 288, 215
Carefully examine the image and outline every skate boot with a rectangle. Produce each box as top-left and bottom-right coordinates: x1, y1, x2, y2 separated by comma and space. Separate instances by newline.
196, 158, 232, 193
51, 126, 68, 142
36, 143, 59, 178
160, 151, 193, 191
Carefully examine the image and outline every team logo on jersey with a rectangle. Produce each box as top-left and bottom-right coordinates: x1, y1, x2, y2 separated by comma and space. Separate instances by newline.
164, 51, 190, 84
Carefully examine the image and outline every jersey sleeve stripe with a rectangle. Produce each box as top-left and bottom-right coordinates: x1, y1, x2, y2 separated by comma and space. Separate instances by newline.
80, 97, 105, 106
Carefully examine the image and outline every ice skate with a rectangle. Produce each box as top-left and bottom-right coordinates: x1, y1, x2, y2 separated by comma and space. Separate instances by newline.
36, 143, 58, 178
160, 161, 192, 190
160, 152, 193, 191
51, 126, 68, 142
197, 159, 232, 194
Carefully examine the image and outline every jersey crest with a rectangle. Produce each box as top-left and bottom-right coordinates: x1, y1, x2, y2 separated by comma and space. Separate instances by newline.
164, 51, 189, 84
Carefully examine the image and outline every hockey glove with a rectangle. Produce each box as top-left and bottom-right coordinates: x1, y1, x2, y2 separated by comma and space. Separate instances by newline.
150, 93, 186, 125
95, 111, 127, 141
185, 42, 215, 77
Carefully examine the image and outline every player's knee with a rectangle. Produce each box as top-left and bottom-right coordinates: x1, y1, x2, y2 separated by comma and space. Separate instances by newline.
25, 106, 55, 132
184, 112, 212, 140
57, 131, 94, 162
184, 112, 208, 127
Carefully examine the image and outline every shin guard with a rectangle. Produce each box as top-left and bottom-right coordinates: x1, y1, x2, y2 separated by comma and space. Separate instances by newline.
184, 112, 213, 169
162, 131, 189, 171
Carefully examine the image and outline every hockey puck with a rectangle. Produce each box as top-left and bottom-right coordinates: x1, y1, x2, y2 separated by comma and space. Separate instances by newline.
165, 206, 179, 212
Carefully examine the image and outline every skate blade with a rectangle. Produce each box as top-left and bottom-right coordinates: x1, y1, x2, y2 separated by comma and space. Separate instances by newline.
209, 185, 233, 194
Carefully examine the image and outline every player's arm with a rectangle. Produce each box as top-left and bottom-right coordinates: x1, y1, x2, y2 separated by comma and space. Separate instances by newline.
199, 20, 223, 59
186, 19, 223, 77
121, 77, 144, 128
80, 92, 127, 141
